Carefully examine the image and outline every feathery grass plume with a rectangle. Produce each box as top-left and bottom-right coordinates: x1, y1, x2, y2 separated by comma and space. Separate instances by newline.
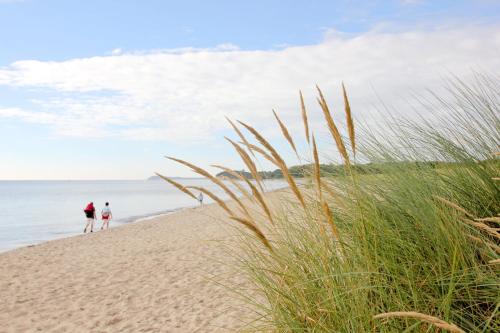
461, 217, 500, 240
316, 85, 350, 166
224, 137, 264, 192
321, 199, 339, 238
237, 120, 307, 209
243, 178, 275, 225
373, 312, 465, 333
433, 195, 474, 218
230, 216, 273, 252
212, 164, 275, 225
476, 217, 500, 224
272, 109, 298, 157
311, 135, 322, 199
186, 186, 234, 216
211, 165, 254, 202
342, 82, 355, 157
238, 141, 277, 165
467, 234, 500, 254
188, 189, 272, 255
219, 176, 254, 203
300, 90, 310, 144
154, 173, 197, 200
226, 116, 256, 158
312, 135, 339, 237
166, 156, 250, 217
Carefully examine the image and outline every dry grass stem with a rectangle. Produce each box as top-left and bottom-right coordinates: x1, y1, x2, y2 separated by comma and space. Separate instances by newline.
154, 173, 197, 200
166, 156, 250, 217
219, 176, 254, 203
316, 85, 350, 165
240, 176, 275, 225
321, 200, 339, 237
226, 116, 255, 157
225, 137, 264, 192
238, 121, 307, 209
488, 259, 500, 264
230, 216, 273, 252
461, 217, 500, 240
212, 164, 274, 225
211, 165, 255, 203
312, 135, 322, 199
475, 217, 500, 224
238, 141, 277, 165
342, 82, 355, 157
433, 196, 474, 218
373, 311, 465, 333
300, 90, 310, 144
186, 186, 234, 216
311, 135, 340, 237
467, 235, 500, 254
272, 109, 298, 157
236, 121, 282, 169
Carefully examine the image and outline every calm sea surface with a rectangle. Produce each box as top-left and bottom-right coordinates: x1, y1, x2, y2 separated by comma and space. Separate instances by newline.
0, 179, 287, 252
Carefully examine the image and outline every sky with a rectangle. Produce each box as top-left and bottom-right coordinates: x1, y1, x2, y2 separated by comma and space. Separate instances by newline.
0, 0, 499, 180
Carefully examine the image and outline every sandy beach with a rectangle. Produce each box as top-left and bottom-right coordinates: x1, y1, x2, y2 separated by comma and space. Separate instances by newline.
0, 200, 261, 332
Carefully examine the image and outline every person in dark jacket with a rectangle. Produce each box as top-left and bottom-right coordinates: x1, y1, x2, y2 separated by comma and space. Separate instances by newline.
83, 202, 96, 233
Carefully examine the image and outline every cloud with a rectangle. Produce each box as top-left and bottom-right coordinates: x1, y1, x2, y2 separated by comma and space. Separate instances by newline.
0, 24, 499, 145
0, 107, 55, 124
111, 48, 123, 56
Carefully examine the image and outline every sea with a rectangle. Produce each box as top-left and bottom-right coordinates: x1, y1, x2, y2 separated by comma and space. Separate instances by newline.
0, 178, 288, 252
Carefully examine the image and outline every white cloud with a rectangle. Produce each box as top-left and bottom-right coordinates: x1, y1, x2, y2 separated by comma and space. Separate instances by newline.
111, 48, 123, 56
0, 24, 499, 145
0, 107, 55, 124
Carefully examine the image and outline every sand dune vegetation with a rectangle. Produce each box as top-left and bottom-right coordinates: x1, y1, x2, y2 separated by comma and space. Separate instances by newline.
160, 76, 499, 332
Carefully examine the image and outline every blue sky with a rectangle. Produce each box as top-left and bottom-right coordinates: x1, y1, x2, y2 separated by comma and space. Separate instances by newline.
1, 0, 499, 63
1, 0, 499, 179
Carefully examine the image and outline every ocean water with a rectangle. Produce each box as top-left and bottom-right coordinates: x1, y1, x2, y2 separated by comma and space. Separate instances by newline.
0, 179, 288, 252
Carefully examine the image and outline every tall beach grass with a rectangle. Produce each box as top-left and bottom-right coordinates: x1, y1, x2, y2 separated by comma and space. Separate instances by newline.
159, 76, 499, 332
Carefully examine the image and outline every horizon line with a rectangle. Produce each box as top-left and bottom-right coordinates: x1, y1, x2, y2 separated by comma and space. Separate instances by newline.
0, 177, 205, 181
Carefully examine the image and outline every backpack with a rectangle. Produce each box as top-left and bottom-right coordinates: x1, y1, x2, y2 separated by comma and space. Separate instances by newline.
84, 203, 94, 212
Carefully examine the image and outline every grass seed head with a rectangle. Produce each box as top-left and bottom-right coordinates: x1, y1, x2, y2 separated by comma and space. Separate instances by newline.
300, 90, 310, 144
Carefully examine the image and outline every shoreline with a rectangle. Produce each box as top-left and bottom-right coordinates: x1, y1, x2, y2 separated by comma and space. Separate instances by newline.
0, 205, 196, 254
0, 195, 261, 332
0, 179, 288, 254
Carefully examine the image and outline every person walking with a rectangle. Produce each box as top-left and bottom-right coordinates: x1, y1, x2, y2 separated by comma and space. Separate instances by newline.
83, 202, 96, 233
100, 202, 113, 230
198, 192, 204, 206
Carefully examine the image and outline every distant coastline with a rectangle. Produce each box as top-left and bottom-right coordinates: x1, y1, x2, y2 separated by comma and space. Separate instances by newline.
147, 175, 204, 181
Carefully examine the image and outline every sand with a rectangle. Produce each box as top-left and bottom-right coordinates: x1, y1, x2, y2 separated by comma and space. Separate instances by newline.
0, 201, 260, 333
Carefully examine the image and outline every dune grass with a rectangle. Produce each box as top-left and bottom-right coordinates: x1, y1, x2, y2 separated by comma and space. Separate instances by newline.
159, 76, 499, 332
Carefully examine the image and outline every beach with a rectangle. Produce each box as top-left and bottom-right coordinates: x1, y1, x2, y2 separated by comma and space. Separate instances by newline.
0, 199, 260, 332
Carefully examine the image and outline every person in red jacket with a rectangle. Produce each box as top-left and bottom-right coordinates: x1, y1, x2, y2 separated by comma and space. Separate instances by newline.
83, 202, 96, 233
